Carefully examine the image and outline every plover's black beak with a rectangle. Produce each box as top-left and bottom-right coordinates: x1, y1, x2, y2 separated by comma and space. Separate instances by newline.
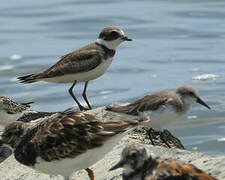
197, 97, 211, 109
109, 160, 125, 171
122, 36, 132, 41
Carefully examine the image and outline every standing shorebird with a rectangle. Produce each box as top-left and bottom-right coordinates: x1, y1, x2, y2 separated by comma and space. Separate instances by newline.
109, 144, 216, 180
0, 96, 33, 126
107, 86, 210, 130
18, 26, 132, 111
106, 86, 210, 145
0, 111, 149, 180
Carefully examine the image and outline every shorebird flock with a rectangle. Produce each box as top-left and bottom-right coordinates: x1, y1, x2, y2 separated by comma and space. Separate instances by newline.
0, 27, 214, 180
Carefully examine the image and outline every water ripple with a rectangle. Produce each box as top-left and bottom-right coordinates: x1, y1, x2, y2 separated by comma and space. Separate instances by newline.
129, 27, 225, 39
171, 10, 225, 19
40, 16, 149, 33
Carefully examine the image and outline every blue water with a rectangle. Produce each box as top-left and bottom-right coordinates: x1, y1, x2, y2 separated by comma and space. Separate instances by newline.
1, 0, 225, 155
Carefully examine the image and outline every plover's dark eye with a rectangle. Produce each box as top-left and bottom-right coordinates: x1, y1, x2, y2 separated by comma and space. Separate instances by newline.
110, 31, 119, 38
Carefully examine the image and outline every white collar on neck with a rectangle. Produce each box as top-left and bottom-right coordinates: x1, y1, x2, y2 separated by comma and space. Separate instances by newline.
96, 38, 122, 50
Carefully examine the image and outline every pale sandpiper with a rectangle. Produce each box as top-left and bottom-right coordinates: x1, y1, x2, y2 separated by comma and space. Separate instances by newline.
109, 143, 216, 180
106, 86, 210, 146
18, 26, 132, 111
0, 111, 149, 180
107, 86, 210, 130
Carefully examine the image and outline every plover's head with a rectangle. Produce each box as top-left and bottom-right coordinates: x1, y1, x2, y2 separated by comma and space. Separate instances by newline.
109, 144, 149, 175
176, 86, 210, 109
1, 121, 28, 149
97, 26, 132, 50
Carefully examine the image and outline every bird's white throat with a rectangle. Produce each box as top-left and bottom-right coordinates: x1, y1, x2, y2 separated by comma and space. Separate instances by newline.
96, 38, 124, 50
180, 96, 196, 113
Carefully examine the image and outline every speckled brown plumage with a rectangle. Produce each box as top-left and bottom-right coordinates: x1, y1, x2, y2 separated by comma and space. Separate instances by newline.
110, 144, 216, 180
0, 96, 33, 114
146, 157, 216, 180
1, 111, 149, 180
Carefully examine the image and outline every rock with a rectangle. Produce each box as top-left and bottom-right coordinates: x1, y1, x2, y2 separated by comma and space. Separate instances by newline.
0, 105, 223, 179
130, 126, 184, 149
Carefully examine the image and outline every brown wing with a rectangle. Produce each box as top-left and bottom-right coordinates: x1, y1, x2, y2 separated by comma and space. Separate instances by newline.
1, 96, 32, 114
38, 48, 103, 78
30, 112, 106, 161
180, 163, 217, 180
106, 92, 176, 115
148, 159, 216, 180
29, 112, 148, 162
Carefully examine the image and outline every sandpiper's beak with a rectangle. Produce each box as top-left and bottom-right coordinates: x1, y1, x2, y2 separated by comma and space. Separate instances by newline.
109, 160, 125, 171
122, 36, 132, 41
197, 97, 211, 109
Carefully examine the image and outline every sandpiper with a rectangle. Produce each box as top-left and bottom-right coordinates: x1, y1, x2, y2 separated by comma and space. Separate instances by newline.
109, 143, 216, 180
0, 111, 149, 180
0, 96, 33, 126
107, 86, 210, 130
18, 26, 132, 111
106, 86, 210, 146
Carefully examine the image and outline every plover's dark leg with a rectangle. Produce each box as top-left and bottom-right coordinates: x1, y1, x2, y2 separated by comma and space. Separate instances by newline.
69, 81, 87, 111
85, 168, 94, 180
82, 81, 92, 109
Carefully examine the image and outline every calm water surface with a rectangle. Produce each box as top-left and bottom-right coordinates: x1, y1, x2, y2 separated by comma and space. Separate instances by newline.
1, 0, 225, 155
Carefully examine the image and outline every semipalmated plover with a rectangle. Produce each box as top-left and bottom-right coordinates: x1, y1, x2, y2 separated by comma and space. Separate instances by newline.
18, 26, 132, 111
107, 86, 210, 130
109, 143, 216, 180
0, 111, 149, 180
0, 96, 33, 126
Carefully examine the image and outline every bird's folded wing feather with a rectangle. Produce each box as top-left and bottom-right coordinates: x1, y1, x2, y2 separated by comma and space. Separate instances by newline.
107, 94, 170, 115
150, 159, 216, 180
40, 50, 103, 78
14, 111, 147, 166
17, 112, 133, 163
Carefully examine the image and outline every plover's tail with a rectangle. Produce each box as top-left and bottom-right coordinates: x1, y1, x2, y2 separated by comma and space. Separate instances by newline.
18, 73, 42, 84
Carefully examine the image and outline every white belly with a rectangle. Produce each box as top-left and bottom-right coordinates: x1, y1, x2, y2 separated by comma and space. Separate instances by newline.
34, 132, 126, 178
43, 58, 113, 83
139, 105, 182, 130
0, 110, 23, 126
